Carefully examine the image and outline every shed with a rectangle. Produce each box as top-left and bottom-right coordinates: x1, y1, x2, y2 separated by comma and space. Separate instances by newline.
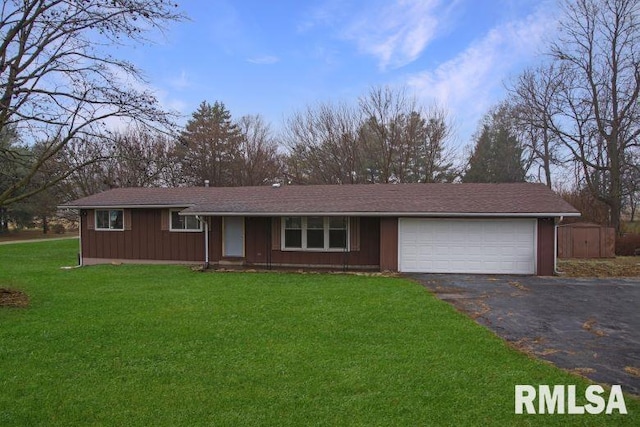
557, 222, 615, 258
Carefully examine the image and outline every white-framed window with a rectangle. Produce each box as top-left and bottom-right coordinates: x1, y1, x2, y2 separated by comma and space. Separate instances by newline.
95, 209, 124, 231
282, 216, 349, 251
170, 210, 202, 232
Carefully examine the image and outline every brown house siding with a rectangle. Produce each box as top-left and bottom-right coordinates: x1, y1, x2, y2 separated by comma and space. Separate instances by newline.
244, 216, 380, 269
82, 209, 205, 264
379, 217, 398, 271
81, 211, 380, 269
80, 209, 554, 275
537, 217, 555, 276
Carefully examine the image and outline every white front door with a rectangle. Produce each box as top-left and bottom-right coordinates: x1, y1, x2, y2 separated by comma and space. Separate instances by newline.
223, 217, 245, 257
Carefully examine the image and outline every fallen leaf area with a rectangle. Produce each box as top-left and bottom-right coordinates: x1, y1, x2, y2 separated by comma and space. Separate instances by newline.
0, 288, 29, 308
558, 257, 640, 277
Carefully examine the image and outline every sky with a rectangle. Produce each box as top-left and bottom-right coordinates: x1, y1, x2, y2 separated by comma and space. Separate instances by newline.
120, 0, 562, 153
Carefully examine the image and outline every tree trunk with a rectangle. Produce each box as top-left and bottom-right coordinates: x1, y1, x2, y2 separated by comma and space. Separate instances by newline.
0, 207, 7, 233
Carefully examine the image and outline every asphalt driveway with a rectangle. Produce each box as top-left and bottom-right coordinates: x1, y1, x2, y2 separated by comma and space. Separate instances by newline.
408, 274, 640, 396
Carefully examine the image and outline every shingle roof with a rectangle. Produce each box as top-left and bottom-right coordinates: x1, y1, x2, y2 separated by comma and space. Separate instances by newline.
61, 183, 580, 217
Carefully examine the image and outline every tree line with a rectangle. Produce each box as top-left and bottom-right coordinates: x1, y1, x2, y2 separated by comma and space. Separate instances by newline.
1, 0, 638, 234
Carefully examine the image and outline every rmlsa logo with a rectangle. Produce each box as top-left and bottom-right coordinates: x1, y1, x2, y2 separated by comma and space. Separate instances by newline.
515, 385, 627, 415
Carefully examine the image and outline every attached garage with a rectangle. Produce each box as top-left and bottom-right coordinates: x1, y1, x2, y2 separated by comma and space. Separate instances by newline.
398, 218, 537, 274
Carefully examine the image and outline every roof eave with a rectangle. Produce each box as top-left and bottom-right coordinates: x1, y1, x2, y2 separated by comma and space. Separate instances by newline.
58, 204, 195, 210
180, 211, 581, 218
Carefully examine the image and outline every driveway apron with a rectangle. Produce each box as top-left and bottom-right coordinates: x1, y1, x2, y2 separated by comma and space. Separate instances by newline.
409, 274, 640, 396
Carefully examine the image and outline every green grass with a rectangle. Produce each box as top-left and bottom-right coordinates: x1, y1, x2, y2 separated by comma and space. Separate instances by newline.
1, 240, 637, 426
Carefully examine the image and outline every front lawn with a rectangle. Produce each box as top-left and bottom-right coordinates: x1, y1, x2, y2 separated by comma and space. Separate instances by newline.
0, 240, 637, 425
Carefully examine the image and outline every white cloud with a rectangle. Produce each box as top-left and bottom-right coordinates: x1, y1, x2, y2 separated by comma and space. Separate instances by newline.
342, 0, 443, 70
406, 4, 558, 145
299, 0, 447, 70
246, 55, 280, 65
168, 70, 190, 90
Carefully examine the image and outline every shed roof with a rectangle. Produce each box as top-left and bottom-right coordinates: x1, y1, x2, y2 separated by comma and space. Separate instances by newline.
61, 183, 580, 217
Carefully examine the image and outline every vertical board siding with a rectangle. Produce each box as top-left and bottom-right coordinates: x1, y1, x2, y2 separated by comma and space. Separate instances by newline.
379, 217, 398, 271
82, 211, 381, 268
82, 208, 205, 262
245, 216, 380, 268
271, 217, 281, 250
245, 217, 269, 263
557, 224, 615, 259
86, 210, 94, 230
160, 209, 169, 231
537, 218, 555, 276
209, 217, 222, 262
349, 217, 360, 251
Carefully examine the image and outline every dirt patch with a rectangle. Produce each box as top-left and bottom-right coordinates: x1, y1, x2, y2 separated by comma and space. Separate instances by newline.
570, 367, 596, 377
0, 288, 29, 308
582, 318, 607, 337
508, 280, 529, 291
625, 367, 640, 378
558, 257, 640, 277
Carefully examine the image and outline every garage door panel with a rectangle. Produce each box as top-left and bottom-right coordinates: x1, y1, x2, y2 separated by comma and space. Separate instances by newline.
398, 219, 536, 274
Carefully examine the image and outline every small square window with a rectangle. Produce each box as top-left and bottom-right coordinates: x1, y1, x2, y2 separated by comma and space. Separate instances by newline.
95, 209, 124, 230
170, 211, 201, 231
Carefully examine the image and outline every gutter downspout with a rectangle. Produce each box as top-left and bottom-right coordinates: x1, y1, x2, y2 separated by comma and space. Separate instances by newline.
197, 215, 209, 269
554, 216, 563, 275
79, 209, 84, 267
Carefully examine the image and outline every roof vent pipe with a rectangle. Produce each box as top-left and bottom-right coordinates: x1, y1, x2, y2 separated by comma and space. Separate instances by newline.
204, 180, 210, 187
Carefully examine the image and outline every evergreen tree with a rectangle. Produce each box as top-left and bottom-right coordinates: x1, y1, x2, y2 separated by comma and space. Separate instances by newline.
463, 106, 526, 183
178, 101, 243, 186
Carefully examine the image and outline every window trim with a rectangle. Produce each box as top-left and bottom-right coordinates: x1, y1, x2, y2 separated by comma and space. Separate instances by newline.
95, 209, 124, 231
169, 209, 203, 232
281, 216, 349, 252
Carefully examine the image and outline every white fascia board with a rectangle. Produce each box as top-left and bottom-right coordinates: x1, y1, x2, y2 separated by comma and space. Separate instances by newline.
59, 204, 194, 210
181, 211, 581, 218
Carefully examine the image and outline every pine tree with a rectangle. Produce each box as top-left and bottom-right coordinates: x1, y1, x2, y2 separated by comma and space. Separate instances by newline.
463, 107, 526, 183
178, 101, 243, 186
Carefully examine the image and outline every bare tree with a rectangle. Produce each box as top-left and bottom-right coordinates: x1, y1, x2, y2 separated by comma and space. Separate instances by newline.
284, 86, 457, 185
358, 86, 456, 183
544, 0, 640, 233
509, 64, 566, 188
236, 115, 282, 186
622, 152, 640, 221
0, 0, 185, 206
284, 101, 364, 184
404, 106, 456, 183
56, 127, 179, 200
107, 128, 177, 188
358, 86, 414, 183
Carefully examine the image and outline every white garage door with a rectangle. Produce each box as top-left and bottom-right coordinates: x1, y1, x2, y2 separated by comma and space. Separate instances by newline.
398, 218, 536, 274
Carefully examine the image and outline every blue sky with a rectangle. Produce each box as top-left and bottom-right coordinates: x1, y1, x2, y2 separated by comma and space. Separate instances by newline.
123, 0, 561, 152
